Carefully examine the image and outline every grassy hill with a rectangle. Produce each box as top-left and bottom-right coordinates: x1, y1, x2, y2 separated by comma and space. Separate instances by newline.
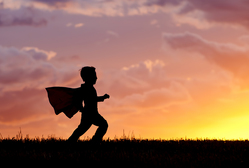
1, 136, 249, 167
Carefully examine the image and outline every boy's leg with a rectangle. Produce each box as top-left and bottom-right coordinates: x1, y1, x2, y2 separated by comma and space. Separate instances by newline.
92, 113, 108, 142
67, 122, 92, 142
68, 113, 92, 142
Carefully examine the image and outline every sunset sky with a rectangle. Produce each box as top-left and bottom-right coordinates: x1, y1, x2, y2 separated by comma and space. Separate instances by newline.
2, 0, 249, 140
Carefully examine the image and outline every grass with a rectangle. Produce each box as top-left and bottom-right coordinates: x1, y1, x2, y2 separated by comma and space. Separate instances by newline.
1, 132, 249, 167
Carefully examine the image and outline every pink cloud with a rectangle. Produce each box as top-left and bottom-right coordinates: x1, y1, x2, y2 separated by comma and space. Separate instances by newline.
32, 0, 74, 9
0, 45, 83, 93
28, 0, 162, 16
0, 45, 82, 126
96, 60, 169, 99
3, 0, 249, 29
0, 46, 56, 125
0, 2, 47, 27
0, 46, 58, 91
145, 0, 249, 29
163, 32, 249, 88
145, 0, 182, 6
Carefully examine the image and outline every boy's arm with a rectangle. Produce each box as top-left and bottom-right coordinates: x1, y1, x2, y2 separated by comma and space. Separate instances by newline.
73, 98, 84, 112
78, 106, 84, 112
97, 94, 110, 102
73, 88, 85, 112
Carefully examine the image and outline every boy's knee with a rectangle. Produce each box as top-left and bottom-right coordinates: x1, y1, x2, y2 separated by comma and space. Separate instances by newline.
103, 120, 108, 129
77, 124, 84, 129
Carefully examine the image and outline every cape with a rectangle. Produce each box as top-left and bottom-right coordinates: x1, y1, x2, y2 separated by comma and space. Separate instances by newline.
46, 87, 82, 118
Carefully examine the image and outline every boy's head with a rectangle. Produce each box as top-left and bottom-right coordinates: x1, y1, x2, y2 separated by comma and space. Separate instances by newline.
80, 66, 97, 84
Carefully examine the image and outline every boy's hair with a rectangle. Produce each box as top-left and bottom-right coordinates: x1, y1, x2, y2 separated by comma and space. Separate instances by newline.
80, 66, 96, 81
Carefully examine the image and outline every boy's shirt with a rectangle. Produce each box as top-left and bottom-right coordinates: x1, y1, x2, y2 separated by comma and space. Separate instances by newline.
79, 83, 98, 113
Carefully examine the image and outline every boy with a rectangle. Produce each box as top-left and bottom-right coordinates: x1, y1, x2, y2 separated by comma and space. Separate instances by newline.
67, 66, 109, 142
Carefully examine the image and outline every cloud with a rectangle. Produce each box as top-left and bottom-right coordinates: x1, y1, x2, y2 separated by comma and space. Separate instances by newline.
102, 31, 119, 43
122, 60, 165, 76
97, 59, 191, 112
66, 22, 84, 28
28, 0, 163, 16
32, 0, 74, 9
66, 23, 72, 27
0, 45, 83, 125
99, 60, 168, 97
145, 0, 182, 6
163, 32, 249, 88
4, 0, 249, 29
0, 2, 47, 27
0, 88, 51, 125
0, 45, 82, 92
0, 45, 80, 92
107, 31, 119, 38
145, 0, 249, 29
183, 0, 249, 28
74, 23, 84, 28
22, 47, 57, 60
150, 19, 158, 25
31, 0, 125, 16
118, 82, 191, 109
238, 35, 249, 44
0, 46, 57, 92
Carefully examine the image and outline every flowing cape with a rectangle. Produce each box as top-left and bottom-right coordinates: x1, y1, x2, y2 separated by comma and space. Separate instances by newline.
46, 87, 81, 118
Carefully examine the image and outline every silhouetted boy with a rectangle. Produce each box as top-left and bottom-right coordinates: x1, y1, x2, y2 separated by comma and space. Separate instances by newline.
67, 66, 109, 142
46, 66, 109, 143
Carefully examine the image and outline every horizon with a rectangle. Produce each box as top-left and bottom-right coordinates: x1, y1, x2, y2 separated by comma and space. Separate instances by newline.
2, 128, 249, 141
1, 0, 249, 140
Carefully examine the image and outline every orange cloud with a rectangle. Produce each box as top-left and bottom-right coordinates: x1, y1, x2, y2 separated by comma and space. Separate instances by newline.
116, 83, 191, 109
74, 23, 84, 28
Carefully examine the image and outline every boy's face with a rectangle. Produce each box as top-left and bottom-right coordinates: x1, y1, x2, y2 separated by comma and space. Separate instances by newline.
85, 71, 97, 85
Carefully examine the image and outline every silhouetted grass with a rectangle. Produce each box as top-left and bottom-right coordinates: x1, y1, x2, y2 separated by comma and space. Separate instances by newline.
1, 135, 249, 167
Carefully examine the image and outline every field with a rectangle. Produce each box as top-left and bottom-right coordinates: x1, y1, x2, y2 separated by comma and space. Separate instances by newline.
1, 135, 249, 167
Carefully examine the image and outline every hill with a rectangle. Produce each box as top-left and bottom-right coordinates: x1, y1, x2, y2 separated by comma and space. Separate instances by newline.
1, 137, 249, 167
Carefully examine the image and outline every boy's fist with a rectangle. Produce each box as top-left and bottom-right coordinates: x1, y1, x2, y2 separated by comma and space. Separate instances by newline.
104, 94, 110, 99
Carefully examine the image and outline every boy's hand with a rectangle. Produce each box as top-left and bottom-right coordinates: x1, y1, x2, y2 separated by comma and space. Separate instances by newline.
104, 94, 110, 99
97, 94, 110, 102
